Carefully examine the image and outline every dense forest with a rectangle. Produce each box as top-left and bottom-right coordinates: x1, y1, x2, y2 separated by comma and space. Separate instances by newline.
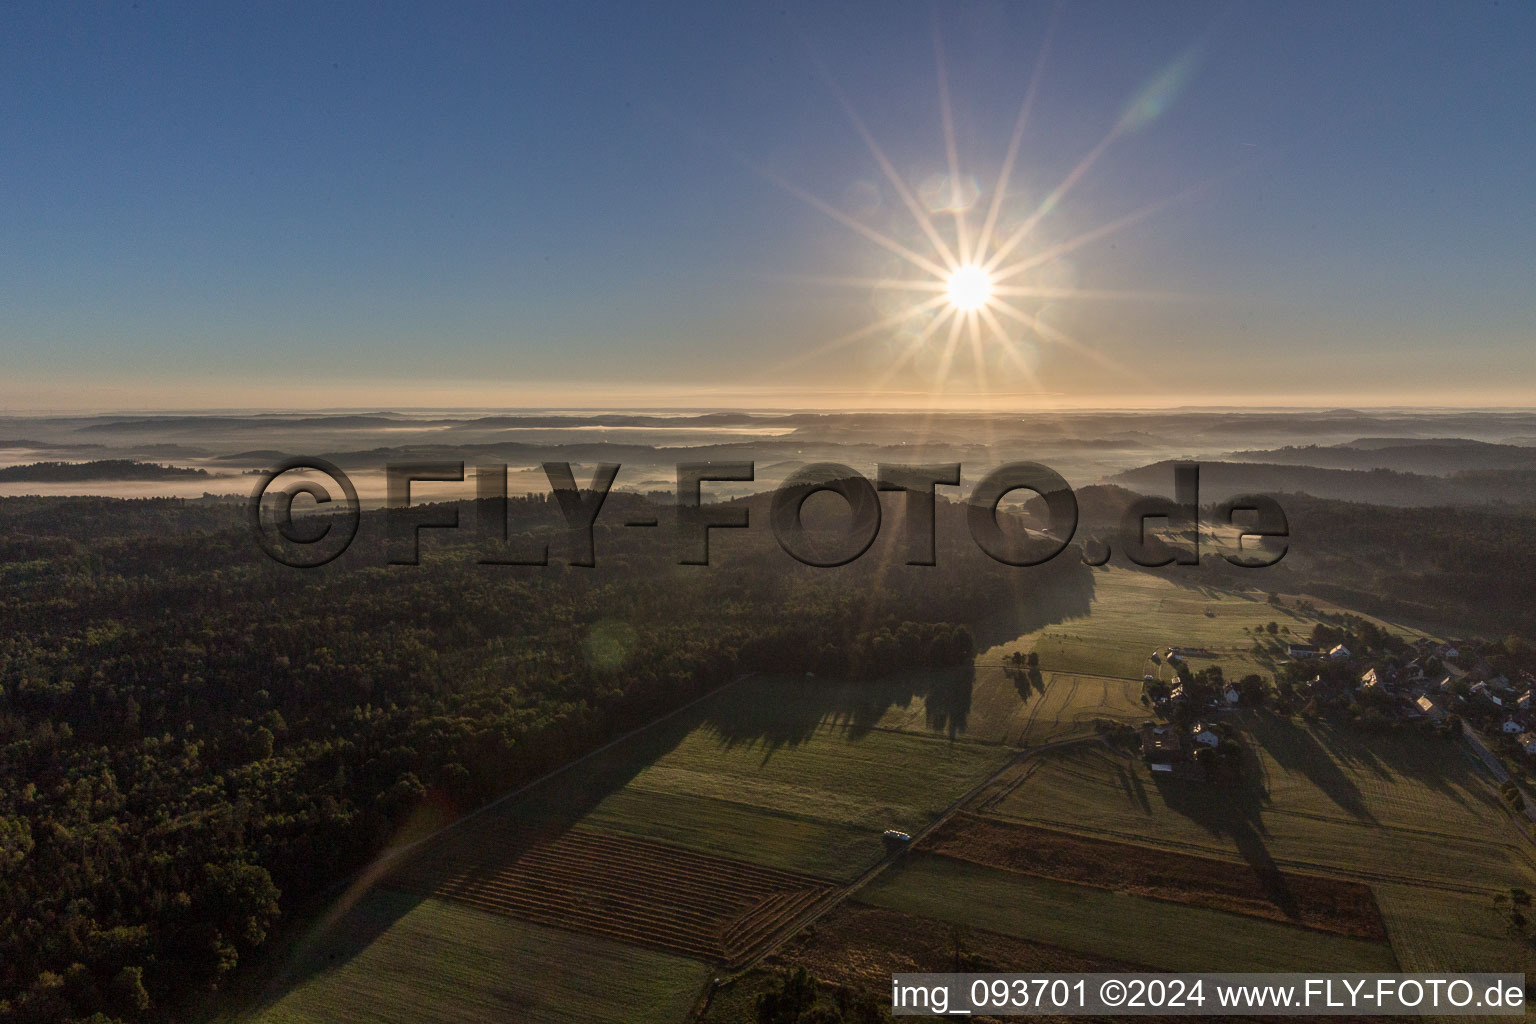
1192, 492, 1536, 637
0, 489, 1086, 1023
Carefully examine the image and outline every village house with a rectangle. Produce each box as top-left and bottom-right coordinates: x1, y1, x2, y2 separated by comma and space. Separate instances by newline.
1519, 732, 1536, 757
1328, 644, 1351, 661
1415, 695, 1445, 722
1470, 681, 1503, 708
1503, 719, 1525, 734
1192, 723, 1221, 748
1140, 723, 1189, 766
1286, 644, 1320, 659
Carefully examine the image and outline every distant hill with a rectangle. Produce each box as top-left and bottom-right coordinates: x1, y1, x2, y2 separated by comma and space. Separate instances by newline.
1111, 460, 1536, 507
0, 460, 211, 482
1224, 438, 1536, 475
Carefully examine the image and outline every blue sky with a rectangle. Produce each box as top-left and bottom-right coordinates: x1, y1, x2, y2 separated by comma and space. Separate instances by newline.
2, 1, 1532, 410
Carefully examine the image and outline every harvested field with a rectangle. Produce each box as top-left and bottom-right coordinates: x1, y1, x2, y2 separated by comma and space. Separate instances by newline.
924, 812, 1387, 940
388, 826, 832, 964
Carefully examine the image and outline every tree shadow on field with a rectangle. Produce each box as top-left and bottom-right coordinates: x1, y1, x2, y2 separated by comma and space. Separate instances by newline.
968, 560, 1098, 652
1010, 667, 1046, 705
699, 558, 1097, 757
1115, 761, 1153, 813
1308, 717, 1500, 816
1151, 744, 1304, 923
701, 664, 978, 757
1244, 714, 1378, 824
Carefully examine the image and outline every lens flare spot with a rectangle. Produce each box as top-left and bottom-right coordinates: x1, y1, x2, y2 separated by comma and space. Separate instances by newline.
584, 619, 636, 672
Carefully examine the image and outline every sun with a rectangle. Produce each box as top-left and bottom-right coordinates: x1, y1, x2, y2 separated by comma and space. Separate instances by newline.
753, 26, 1188, 397
945, 264, 993, 312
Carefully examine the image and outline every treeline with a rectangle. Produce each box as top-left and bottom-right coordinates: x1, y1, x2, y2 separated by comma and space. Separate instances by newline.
1192, 494, 1536, 637
0, 461, 211, 483
0, 491, 1084, 1023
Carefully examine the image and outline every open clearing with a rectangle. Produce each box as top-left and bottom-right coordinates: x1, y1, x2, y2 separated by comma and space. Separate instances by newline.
843, 567, 1412, 747
255, 891, 709, 1024
985, 566, 1427, 684
858, 853, 1399, 973
923, 812, 1386, 939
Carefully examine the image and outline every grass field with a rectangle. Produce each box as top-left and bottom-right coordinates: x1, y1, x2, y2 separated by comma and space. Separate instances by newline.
982, 721, 1535, 890
858, 853, 1399, 973
967, 715, 1536, 972
580, 701, 1012, 879
255, 671, 1014, 1021
255, 891, 710, 1024
985, 566, 1430, 686
811, 567, 1426, 749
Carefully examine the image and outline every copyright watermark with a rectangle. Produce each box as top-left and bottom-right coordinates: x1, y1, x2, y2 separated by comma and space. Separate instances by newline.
890, 973, 1527, 1016
248, 460, 1287, 570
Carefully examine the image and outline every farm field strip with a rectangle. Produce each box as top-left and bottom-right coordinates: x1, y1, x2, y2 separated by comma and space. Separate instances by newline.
389, 827, 833, 963
981, 812, 1524, 898
581, 787, 880, 881
256, 892, 711, 1024
922, 812, 1387, 939
858, 853, 1400, 973
1374, 883, 1536, 976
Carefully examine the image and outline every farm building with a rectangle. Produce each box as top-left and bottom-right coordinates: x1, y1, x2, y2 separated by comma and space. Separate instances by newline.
1140, 724, 1188, 764
1286, 644, 1320, 659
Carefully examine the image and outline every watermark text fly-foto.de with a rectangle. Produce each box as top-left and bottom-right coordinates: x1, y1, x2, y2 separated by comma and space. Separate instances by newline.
249, 458, 1287, 571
